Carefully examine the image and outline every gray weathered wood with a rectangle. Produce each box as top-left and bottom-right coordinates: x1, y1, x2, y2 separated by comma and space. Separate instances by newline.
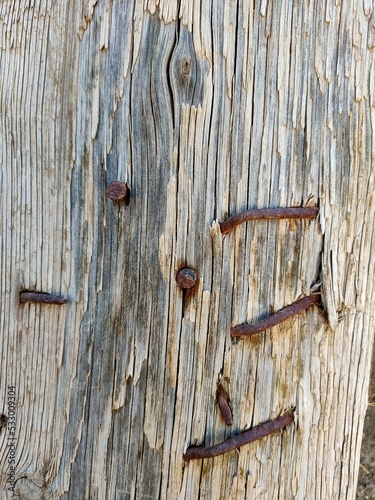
0, 0, 374, 498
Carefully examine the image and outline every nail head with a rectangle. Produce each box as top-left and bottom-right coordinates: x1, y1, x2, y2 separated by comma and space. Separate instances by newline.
176, 268, 197, 289
106, 181, 130, 205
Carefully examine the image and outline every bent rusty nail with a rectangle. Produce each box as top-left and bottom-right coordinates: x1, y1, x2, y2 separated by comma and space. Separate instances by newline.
216, 384, 233, 426
231, 295, 320, 338
220, 207, 318, 234
184, 410, 294, 461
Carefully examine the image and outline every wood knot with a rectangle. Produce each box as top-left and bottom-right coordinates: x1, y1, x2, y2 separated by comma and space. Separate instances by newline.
180, 57, 192, 76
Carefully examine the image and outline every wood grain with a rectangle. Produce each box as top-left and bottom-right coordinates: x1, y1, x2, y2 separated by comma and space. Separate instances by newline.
0, 1, 374, 498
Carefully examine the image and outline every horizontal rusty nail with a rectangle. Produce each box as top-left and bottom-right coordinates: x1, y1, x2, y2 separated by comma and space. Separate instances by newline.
20, 292, 68, 305
216, 384, 233, 426
106, 181, 130, 205
231, 294, 320, 338
220, 207, 318, 234
176, 268, 197, 289
184, 410, 294, 460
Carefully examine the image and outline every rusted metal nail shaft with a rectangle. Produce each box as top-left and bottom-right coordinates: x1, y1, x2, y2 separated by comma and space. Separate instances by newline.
216, 384, 233, 426
106, 181, 130, 205
20, 292, 68, 305
220, 207, 318, 234
231, 294, 320, 338
184, 410, 294, 460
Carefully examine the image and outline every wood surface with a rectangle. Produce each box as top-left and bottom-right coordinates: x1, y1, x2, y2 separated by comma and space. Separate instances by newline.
0, 1, 374, 498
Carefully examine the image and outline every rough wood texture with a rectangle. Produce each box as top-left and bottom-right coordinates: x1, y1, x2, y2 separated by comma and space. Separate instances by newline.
0, 1, 374, 498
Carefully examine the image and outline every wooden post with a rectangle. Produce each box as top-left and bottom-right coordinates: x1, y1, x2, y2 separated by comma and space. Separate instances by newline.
1, 1, 374, 498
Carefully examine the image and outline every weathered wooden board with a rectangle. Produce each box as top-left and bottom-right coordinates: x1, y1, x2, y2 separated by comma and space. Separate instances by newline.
0, 0, 374, 498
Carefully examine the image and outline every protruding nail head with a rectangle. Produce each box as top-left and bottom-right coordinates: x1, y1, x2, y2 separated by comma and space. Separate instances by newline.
106, 181, 130, 205
176, 268, 197, 289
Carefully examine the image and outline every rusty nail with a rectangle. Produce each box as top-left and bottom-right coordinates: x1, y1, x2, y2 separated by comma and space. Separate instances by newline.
184, 410, 294, 460
176, 268, 197, 289
231, 294, 320, 338
216, 384, 233, 426
20, 292, 68, 305
220, 206, 318, 234
106, 181, 130, 205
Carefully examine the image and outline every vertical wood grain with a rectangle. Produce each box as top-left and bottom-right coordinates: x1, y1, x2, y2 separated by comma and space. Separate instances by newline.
0, 0, 374, 498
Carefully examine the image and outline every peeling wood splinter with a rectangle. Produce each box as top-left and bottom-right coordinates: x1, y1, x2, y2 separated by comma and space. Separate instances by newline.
20, 292, 68, 305
216, 384, 233, 426
184, 410, 294, 460
220, 207, 319, 234
231, 295, 320, 338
